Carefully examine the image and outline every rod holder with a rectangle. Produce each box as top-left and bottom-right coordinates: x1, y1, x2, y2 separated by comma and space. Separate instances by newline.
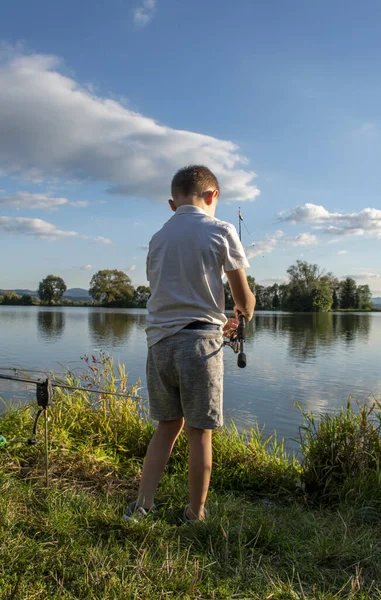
36, 379, 52, 409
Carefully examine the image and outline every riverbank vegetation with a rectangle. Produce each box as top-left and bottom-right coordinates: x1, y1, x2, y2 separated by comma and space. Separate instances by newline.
0, 270, 151, 308
2, 260, 375, 312
225, 261, 374, 312
0, 356, 380, 598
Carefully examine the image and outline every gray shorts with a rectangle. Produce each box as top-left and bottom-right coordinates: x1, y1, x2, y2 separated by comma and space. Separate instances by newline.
146, 330, 224, 429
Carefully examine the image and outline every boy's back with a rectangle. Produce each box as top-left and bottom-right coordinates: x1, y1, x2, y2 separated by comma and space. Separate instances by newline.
146, 205, 249, 347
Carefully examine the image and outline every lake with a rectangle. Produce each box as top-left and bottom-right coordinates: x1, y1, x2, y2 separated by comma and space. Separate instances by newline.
1, 306, 380, 448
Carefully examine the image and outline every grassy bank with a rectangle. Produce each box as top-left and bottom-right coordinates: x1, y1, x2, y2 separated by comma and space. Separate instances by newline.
0, 358, 380, 599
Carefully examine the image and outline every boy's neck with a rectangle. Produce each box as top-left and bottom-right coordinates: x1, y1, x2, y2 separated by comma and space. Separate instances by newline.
170, 196, 217, 217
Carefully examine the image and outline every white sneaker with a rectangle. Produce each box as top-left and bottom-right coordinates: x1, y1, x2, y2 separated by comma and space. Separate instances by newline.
182, 504, 208, 524
123, 501, 152, 522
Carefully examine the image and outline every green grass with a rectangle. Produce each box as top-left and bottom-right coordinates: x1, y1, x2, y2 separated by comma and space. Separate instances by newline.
0, 355, 380, 599
299, 400, 381, 515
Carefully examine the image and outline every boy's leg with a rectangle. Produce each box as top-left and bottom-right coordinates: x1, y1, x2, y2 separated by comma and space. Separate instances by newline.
137, 418, 184, 509
176, 331, 223, 521
184, 424, 212, 520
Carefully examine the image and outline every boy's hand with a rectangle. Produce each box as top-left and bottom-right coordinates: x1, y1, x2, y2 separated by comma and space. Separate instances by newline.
223, 318, 239, 337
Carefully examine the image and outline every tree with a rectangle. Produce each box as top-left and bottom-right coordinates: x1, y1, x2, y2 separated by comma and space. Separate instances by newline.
287, 260, 326, 289
285, 261, 335, 312
340, 278, 357, 309
286, 261, 319, 311
271, 284, 281, 309
311, 281, 333, 312
38, 275, 67, 305
356, 285, 372, 310
134, 285, 151, 307
89, 270, 134, 305
1, 291, 21, 305
262, 286, 274, 310
247, 276, 255, 293
332, 289, 339, 310
21, 294, 33, 306
253, 284, 265, 309
278, 284, 290, 309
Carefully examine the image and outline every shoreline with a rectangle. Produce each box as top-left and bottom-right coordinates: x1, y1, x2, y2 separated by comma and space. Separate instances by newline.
1, 303, 381, 312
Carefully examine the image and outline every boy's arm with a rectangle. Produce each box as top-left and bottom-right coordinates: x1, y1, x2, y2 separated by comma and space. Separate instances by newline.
225, 268, 256, 322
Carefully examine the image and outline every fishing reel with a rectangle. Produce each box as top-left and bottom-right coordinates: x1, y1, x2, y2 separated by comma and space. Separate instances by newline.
223, 313, 247, 368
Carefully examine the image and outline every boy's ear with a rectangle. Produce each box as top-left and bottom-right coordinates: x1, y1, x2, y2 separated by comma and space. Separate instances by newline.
168, 199, 177, 212
206, 190, 219, 205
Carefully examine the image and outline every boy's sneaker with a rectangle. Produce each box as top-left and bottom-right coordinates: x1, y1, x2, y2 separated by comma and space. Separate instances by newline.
182, 504, 209, 524
123, 501, 153, 522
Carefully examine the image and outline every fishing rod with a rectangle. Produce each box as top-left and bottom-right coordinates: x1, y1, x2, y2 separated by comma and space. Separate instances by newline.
223, 312, 246, 368
223, 207, 247, 368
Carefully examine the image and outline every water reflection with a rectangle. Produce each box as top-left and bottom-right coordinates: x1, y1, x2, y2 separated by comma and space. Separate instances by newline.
37, 310, 66, 342
134, 313, 147, 330
253, 312, 281, 335
332, 313, 371, 344
88, 310, 134, 347
285, 314, 334, 361
253, 312, 371, 361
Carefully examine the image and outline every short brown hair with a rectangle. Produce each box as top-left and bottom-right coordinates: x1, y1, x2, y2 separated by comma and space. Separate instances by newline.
171, 165, 220, 199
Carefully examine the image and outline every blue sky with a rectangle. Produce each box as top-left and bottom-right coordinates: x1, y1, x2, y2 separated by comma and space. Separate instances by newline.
1, 0, 380, 294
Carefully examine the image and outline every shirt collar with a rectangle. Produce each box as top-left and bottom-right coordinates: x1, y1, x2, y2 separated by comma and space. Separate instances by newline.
175, 205, 208, 216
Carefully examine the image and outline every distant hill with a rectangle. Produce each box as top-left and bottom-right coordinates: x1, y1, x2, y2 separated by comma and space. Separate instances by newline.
63, 288, 92, 301
0, 288, 92, 301
372, 297, 381, 307
0, 288, 39, 297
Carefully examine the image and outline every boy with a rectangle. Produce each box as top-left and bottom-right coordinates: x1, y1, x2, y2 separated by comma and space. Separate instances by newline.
124, 165, 255, 522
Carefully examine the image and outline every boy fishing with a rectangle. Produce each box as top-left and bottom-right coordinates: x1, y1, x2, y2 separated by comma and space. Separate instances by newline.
124, 165, 255, 522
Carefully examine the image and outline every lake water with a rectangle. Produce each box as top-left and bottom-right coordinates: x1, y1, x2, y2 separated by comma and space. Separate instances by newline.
1, 306, 380, 447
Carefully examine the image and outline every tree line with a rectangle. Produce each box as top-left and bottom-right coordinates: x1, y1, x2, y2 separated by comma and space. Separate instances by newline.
1, 262, 374, 311
0, 271, 150, 308
225, 261, 372, 312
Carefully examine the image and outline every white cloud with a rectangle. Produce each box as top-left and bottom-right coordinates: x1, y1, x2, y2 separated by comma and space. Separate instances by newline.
138, 244, 149, 250
0, 216, 112, 244
320, 225, 364, 237
338, 250, 348, 255
127, 264, 136, 272
0, 51, 259, 203
81, 264, 93, 270
285, 232, 318, 246
350, 271, 381, 281
133, 0, 156, 27
245, 229, 317, 259
94, 236, 112, 245
0, 190, 88, 210
279, 203, 331, 223
245, 230, 283, 259
279, 203, 381, 239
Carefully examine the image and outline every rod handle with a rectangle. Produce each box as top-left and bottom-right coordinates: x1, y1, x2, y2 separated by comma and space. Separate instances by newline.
237, 352, 247, 368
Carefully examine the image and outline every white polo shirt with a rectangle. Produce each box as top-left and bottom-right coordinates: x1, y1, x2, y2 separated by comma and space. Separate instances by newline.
146, 205, 250, 347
